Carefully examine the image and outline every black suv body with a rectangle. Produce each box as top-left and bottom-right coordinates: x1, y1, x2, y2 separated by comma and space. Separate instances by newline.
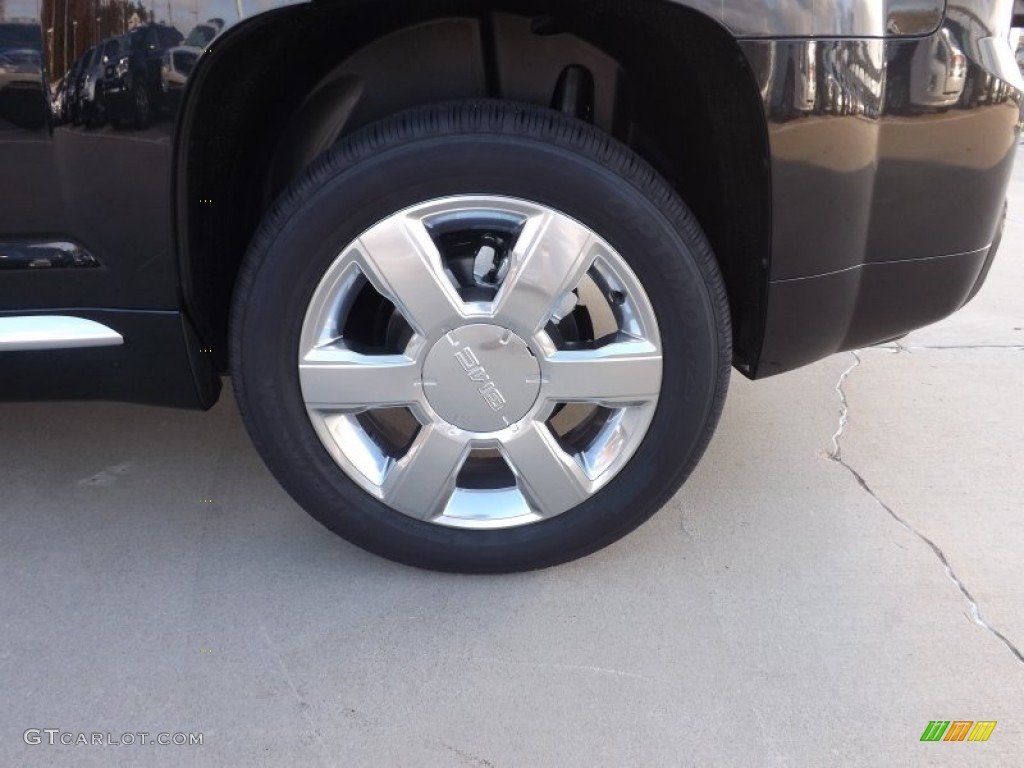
103, 24, 184, 128
1, 1, 1021, 571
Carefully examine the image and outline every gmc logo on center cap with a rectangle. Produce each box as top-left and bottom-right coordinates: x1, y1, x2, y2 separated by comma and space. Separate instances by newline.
454, 347, 508, 412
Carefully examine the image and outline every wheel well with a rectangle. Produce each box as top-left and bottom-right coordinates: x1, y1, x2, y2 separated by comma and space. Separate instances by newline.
177, 0, 770, 373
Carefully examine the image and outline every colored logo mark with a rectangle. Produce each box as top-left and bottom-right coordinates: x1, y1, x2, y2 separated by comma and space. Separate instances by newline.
920, 721, 996, 742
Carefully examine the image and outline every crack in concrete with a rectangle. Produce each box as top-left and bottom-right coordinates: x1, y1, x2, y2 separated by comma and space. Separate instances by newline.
829, 352, 861, 462
877, 343, 1024, 352
432, 741, 496, 768
829, 352, 1024, 666
474, 657, 654, 683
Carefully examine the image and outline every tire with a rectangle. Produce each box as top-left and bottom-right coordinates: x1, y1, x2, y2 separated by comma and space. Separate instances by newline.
231, 101, 731, 573
84, 100, 101, 128
132, 84, 151, 130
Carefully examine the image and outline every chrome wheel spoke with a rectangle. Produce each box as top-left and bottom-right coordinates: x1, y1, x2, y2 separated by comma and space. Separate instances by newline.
301, 195, 662, 530
300, 349, 422, 411
381, 425, 470, 520
500, 422, 591, 517
357, 216, 466, 336
543, 340, 662, 405
492, 211, 597, 336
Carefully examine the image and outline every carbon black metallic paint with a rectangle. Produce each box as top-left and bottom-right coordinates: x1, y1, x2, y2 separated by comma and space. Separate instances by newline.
0, 0, 1020, 405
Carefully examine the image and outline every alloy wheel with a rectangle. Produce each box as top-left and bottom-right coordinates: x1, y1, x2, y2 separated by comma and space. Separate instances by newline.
299, 195, 663, 530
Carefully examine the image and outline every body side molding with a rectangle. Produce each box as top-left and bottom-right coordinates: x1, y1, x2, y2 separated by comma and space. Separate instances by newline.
0, 316, 124, 351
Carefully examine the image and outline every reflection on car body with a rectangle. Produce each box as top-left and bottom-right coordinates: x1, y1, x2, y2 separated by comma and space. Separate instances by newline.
0, 22, 44, 128
62, 49, 92, 126
817, 41, 885, 117
912, 27, 967, 107
103, 24, 183, 129
0, 48, 41, 88
161, 19, 222, 113
0, 241, 98, 270
78, 37, 120, 126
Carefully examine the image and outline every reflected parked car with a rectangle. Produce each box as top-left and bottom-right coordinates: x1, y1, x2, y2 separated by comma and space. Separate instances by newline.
0, 23, 45, 129
771, 43, 817, 120
69, 47, 95, 126
104, 23, 184, 129
0, 49, 41, 89
0, 22, 42, 90
911, 27, 967, 107
77, 46, 104, 126
161, 20, 223, 112
78, 38, 123, 127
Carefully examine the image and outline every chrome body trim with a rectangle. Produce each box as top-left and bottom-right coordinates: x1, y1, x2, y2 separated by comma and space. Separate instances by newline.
0, 241, 100, 270
0, 316, 124, 351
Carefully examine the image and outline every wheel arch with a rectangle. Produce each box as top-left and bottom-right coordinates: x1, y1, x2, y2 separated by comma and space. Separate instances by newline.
175, 0, 771, 375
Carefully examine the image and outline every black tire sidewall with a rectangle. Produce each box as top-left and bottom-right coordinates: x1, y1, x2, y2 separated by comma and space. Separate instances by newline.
234, 110, 729, 572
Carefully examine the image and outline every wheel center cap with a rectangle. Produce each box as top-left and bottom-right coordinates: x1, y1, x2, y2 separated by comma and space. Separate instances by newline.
422, 324, 541, 433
